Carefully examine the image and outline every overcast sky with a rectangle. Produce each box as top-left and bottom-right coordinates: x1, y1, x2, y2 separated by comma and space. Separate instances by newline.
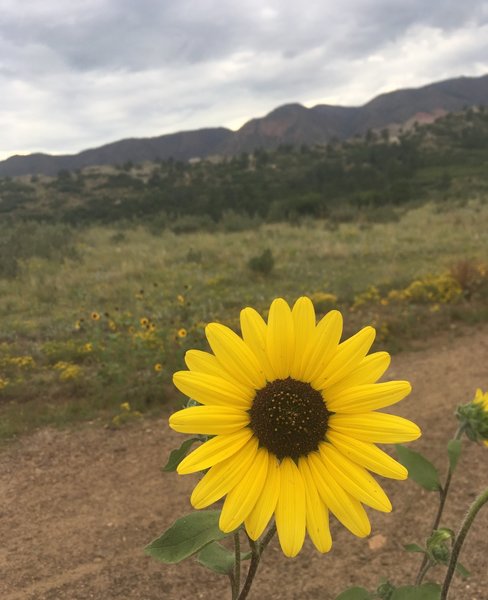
1, 0, 487, 161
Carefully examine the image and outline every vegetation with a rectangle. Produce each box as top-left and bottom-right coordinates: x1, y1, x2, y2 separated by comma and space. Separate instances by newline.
1, 107, 488, 228
0, 199, 487, 442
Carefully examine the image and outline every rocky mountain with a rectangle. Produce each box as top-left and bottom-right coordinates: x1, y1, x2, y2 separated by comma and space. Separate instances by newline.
1, 73, 487, 177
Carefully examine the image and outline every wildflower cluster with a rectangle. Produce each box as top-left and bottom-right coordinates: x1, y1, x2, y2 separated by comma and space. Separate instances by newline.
54, 361, 82, 381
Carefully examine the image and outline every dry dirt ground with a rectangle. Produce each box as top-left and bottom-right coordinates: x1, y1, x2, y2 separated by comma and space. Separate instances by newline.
2, 324, 488, 600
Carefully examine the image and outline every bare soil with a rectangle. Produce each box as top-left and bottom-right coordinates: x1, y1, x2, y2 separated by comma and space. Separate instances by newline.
2, 324, 488, 600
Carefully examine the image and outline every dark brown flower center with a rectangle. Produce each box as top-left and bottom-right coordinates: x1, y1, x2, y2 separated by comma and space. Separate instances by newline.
249, 377, 330, 460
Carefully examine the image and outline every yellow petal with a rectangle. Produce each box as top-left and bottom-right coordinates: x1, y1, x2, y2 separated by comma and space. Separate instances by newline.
191, 437, 258, 509
325, 352, 391, 395
301, 310, 343, 383
298, 457, 332, 553
313, 326, 376, 389
219, 448, 269, 532
169, 406, 250, 435
185, 349, 246, 387
266, 298, 295, 379
307, 452, 371, 538
173, 371, 254, 409
329, 412, 421, 443
326, 381, 412, 413
290, 297, 316, 380
206, 323, 266, 389
240, 307, 277, 381
275, 457, 306, 557
319, 443, 391, 512
177, 428, 254, 474
327, 430, 408, 480
245, 453, 281, 540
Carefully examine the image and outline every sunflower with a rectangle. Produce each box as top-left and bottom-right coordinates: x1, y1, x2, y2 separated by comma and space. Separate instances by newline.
169, 297, 420, 557
177, 328, 188, 338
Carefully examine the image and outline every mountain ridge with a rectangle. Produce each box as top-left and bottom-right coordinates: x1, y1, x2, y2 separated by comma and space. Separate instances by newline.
2, 73, 487, 177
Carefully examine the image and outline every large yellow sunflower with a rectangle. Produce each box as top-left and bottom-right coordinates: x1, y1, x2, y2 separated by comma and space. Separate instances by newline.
169, 297, 420, 557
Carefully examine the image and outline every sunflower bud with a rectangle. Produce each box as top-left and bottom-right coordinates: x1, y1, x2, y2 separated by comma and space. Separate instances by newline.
426, 528, 454, 565
456, 389, 488, 444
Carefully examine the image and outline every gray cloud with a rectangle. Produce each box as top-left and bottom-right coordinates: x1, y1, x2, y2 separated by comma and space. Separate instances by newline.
0, 0, 487, 159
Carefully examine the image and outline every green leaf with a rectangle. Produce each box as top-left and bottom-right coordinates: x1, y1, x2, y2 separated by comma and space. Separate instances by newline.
197, 541, 235, 575
335, 588, 371, 600
404, 543, 425, 553
447, 439, 462, 472
162, 437, 200, 472
145, 510, 229, 563
455, 561, 470, 578
391, 583, 441, 600
395, 445, 441, 491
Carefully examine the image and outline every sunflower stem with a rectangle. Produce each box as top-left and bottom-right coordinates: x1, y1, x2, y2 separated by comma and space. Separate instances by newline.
233, 530, 241, 599
415, 426, 464, 585
237, 524, 276, 600
441, 486, 488, 599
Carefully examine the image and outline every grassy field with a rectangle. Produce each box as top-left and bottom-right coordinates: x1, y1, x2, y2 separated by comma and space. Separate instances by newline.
1, 198, 487, 442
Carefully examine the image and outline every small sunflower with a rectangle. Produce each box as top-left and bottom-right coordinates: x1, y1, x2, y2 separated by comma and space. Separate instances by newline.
91, 311, 101, 321
140, 317, 149, 327
177, 328, 187, 338
169, 297, 420, 557
154, 363, 163, 372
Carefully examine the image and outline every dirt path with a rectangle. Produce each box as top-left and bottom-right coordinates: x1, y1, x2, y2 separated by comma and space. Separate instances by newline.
2, 324, 488, 599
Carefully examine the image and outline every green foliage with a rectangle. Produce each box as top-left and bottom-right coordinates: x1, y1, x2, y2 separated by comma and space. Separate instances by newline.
144, 511, 230, 564
0, 221, 79, 279
395, 445, 441, 491
2, 107, 488, 227
162, 437, 201, 472
390, 583, 440, 600
248, 248, 274, 276
196, 541, 236, 575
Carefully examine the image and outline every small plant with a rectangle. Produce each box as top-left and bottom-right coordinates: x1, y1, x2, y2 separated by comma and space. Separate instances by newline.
247, 248, 274, 276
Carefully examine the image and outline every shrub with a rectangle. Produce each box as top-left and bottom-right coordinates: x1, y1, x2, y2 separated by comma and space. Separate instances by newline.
248, 248, 274, 276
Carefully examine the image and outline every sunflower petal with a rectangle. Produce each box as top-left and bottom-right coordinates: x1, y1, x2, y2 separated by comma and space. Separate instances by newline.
219, 448, 269, 532
329, 412, 421, 443
173, 371, 254, 409
184, 349, 246, 387
326, 381, 412, 413
301, 310, 343, 383
177, 428, 254, 474
190, 437, 258, 509
314, 326, 376, 389
298, 457, 332, 553
206, 323, 266, 388
307, 452, 371, 538
240, 307, 277, 381
169, 406, 250, 435
319, 443, 392, 512
290, 297, 317, 380
325, 352, 391, 395
266, 298, 295, 379
327, 430, 408, 480
275, 457, 306, 557
245, 453, 281, 540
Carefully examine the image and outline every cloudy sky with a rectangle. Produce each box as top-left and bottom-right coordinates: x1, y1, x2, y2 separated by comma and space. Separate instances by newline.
1, 0, 488, 161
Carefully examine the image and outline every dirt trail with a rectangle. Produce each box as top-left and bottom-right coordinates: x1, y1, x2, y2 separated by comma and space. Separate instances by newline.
2, 324, 488, 599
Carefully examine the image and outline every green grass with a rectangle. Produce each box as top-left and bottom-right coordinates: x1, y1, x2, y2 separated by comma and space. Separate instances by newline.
1, 199, 487, 442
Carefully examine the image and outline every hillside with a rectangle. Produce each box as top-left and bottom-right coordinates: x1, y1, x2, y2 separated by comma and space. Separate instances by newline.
1, 106, 487, 227
1, 73, 487, 177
